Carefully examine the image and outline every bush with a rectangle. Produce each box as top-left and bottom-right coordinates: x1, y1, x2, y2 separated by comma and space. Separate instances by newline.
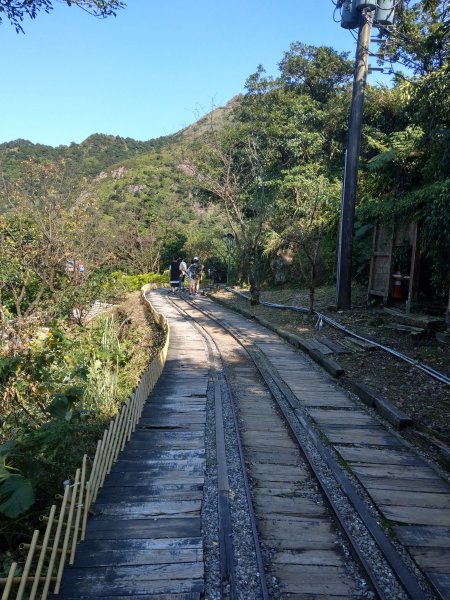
0, 311, 154, 520
0, 418, 107, 520
115, 272, 168, 291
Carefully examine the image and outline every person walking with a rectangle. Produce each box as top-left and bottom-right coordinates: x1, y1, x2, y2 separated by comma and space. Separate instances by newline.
188, 256, 203, 297
169, 255, 181, 293
179, 257, 188, 292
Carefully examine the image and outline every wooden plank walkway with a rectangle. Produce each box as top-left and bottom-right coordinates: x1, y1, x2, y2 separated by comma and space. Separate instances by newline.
55, 292, 450, 599
180, 300, 364, 597
57, 293, 208, 599
200, 298, 450, 600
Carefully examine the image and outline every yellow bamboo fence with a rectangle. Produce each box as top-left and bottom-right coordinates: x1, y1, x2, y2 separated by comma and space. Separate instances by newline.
1, 287, 169, 599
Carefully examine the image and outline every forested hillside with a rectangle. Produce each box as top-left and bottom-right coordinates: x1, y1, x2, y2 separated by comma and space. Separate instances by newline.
0, 133, 174, 181
1, 1, 448, 322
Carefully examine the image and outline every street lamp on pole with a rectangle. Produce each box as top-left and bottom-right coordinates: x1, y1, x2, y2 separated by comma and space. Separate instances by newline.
225, 233, 234, 285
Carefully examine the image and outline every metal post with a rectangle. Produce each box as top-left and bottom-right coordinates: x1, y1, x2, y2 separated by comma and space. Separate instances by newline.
336, 10, 373, 310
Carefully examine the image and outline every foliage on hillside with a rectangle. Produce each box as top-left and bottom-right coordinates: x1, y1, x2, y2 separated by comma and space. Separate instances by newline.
0, 133, 174, 181
1, 3, 448, 313
0, 291, 159, 547
179, 5, 449, 306
2, 2, 448, 309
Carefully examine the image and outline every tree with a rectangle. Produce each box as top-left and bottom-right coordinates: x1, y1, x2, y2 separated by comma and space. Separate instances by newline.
182, 203, 230, 271
350, 2, 450, 320
380, 2, 450, 179
386, 0, 449, 75
183, 125, 274, 304
278, 42, 353, 103
180, 43, 354, 303
268, 165, 340, 312
0, 159, 101, 322
0, 0, 125, 33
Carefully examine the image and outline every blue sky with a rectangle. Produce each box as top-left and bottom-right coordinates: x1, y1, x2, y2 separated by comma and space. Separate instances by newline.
0, 0, 390, 147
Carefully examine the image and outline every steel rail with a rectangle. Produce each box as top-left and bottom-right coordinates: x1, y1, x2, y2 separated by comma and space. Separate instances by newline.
229, 289, 450, 386
166, 294, 270, 600
183, 294, 427, 600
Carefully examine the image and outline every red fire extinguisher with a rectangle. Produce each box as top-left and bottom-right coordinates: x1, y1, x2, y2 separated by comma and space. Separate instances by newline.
392, 270, 402, 300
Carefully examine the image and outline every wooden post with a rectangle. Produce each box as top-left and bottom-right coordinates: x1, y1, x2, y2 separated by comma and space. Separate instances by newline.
16, 530, 39, 600
1, 562, 17, 600
70, 456, 87, 564
29, 505, 57, 600
54, 469, 81, 594
405, 222, 419, 314
41, 485, 70, 599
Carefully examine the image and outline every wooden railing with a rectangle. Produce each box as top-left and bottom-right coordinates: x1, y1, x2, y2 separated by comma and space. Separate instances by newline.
1, 288, 169, 599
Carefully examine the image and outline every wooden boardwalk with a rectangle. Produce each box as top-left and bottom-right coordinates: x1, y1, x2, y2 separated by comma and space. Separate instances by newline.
222, 353, 362, 598
55, 291, 450, 599
57, 293, 208, 599
200, 297, 450, 600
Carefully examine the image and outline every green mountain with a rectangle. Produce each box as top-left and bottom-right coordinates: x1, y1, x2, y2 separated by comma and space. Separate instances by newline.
79, 103, 234, 269
0, 133, 177, 180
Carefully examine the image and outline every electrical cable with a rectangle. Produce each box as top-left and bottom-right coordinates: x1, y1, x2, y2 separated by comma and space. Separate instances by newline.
333, 8, 342, 23
227, 288, 450, 386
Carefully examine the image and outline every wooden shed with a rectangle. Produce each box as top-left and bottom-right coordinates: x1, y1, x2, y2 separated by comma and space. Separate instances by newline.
368, 220, 420, 313
368, 220, 450, 331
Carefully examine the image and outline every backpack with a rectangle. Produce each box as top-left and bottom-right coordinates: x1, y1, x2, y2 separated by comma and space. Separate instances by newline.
190, 263, 202, 280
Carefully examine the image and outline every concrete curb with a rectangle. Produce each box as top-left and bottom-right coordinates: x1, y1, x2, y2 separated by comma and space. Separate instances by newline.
343, 378, 413, 430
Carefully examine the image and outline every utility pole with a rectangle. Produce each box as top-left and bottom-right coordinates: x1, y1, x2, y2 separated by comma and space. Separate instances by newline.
336, 9, 373, 310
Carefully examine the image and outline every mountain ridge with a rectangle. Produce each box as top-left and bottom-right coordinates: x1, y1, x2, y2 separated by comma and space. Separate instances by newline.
0, 100, 237, 182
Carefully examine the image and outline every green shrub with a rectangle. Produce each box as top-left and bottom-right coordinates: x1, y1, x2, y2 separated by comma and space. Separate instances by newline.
115, 272, 168, 291
0, 418, 106, 520
0, 312, 154, 519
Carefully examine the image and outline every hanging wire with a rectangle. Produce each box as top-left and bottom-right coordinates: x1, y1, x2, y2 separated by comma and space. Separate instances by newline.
227, 289, 450, 386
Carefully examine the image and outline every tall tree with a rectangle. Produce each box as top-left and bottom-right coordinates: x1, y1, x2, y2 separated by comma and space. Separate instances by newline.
278, 42, 353, 103
183, 124, 275, 304
387, 0, 449, 74
268, 164, 340, 312
356, 1, 450, 317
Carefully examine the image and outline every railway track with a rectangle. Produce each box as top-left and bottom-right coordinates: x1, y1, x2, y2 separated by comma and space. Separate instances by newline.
164, 291, 442, 600
55, 289, 449, 599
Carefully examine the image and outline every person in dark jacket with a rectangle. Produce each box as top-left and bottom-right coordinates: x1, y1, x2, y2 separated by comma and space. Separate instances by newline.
169, 256, 181, 293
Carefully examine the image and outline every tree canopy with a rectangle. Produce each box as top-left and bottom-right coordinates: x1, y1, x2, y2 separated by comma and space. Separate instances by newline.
0, 0, 125, 32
